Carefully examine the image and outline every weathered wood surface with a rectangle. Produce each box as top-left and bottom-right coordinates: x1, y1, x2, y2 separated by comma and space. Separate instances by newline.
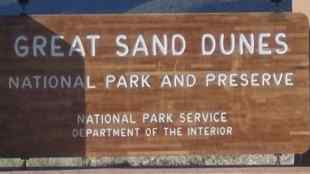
0, 13, 309, 157
2, 168, 310, 174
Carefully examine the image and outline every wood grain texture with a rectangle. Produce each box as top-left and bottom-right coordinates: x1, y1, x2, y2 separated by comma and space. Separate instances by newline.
0, 13, 308, 157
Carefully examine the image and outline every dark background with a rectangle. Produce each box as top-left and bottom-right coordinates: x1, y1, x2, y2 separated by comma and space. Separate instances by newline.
0, 0, 291, 15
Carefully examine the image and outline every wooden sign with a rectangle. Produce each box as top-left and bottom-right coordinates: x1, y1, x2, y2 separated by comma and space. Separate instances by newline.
0, 13, 309, 157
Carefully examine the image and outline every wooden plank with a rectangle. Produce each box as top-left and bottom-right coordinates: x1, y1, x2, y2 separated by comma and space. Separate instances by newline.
2, 168, 310, 174
0, 13, 309, 157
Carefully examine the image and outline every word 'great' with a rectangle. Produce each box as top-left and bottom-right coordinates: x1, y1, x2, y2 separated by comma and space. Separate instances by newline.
14, 33, 288, 58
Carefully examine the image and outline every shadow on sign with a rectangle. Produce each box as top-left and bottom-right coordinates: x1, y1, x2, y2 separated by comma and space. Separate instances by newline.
0, 16, 86, 158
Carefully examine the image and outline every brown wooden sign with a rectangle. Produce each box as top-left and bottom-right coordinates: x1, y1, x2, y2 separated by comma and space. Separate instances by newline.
0, 13, 309, 157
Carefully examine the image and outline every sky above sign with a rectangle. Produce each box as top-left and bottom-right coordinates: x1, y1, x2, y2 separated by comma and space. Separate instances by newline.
0, 0, 291, 15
